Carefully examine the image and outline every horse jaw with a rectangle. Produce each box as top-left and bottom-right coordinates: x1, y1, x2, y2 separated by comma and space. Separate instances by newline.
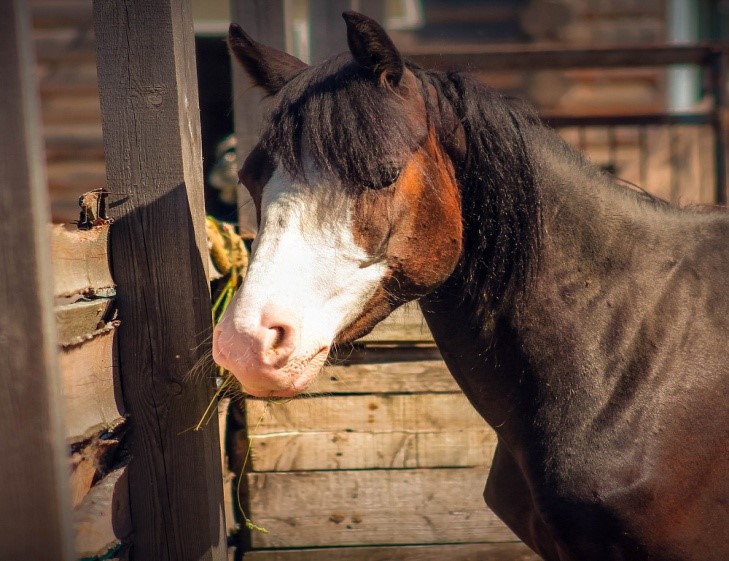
213, 165, 388, 397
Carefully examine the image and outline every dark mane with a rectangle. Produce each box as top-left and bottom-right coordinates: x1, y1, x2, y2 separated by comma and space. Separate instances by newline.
421, 69, 542, 321
260, 53, 425, 187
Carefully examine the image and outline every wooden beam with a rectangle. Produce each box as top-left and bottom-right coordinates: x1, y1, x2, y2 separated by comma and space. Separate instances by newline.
312, 359, 458, 394
359, 304, 433, 343
308, 0, 387, 57
59, 323, 124, 443
246, 393, 486, 434
230, 0, 291, 232
245, 427, 495, 471
711, 49, 729, 205
242, 393, 493, 471
51, 223, 115, 299
92, 1, 226, 560
245, 468, 517, 548
309, 0, 352, 63
243, 542, 540, 561
73, 466, 132, 559
405, 43, 721, 71
55, 297, 114, 345
0, 1, 74, 559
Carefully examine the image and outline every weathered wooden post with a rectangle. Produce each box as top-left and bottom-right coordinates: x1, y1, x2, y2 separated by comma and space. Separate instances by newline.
92, 1, 226, 559
230, 0, 291, 233
309, 0, 385, 63
712, 46, 729, 205
0, 1, 74, 559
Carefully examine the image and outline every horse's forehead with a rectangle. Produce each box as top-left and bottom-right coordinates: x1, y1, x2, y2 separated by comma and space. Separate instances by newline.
262, 161, 354, 221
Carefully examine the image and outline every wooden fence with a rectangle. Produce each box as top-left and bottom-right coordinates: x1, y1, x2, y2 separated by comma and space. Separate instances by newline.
2, 1, 727, 560
0, 1, 226, 560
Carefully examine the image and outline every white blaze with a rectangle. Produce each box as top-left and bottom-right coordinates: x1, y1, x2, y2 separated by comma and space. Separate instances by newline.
219, 164, 387, 384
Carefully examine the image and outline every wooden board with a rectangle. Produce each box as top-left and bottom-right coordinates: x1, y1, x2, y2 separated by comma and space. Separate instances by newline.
73, 466, 132, 559
51, 223, 115, 299
247, 427, 495, 472
312, 359, 457, 394
243, 542, 540, 561
245, 468, 516, 548
70, 435, 123, 508
59, 323, 124, 443
56, 297, 114, 345
247, 393, 486, 434
0, 3, 75, 559
93, 2, 226, 559
244, 393, 492, 471
360, 305, 433, 344
230, 0, 289, 232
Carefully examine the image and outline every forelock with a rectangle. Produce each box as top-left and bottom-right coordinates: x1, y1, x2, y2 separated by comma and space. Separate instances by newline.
260, 53, 426, 188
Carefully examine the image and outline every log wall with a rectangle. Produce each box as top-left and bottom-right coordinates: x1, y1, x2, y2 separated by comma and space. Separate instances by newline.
52, 221, 131, 560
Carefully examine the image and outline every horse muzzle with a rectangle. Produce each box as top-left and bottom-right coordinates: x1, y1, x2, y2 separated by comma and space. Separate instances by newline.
212, 306, 329, 397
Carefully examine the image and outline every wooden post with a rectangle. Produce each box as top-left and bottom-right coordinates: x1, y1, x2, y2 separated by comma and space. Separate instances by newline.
230, 0, 291, 232
309, 1, 385, 63
0, 2, 74, 560
309, 0, 351, 63
92, 1, 226, 560
712, 47, 729, 205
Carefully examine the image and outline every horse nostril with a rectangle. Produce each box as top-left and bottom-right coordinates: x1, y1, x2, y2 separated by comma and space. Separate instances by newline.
270, 325, 285, 350
260, 305, 297, 357
264, 322, 295, 359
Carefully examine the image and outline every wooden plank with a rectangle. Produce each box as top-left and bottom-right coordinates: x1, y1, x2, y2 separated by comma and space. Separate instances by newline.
247, 393, 485, 434
230, 0, 290, 232
73, 466, 132, 559
34, 28, 97, 63
39, 91, 103, 125
309, 0, 352, 63
92, 1, 226, 560
56, 297, 114, 345
218, 398, 238, 538
359, 304, 433, 343
244, 392, 493, 470
245, 468, 517, 548
312, 358, 457, 394
70, 435, 123, 508
59, 323, 124, 443
711, 49, 729, 205
44, 124, 105, 161
404, 43, 719, 71
51, 223, 115, 299
243, 542, 540, 561
0, 2, 74, 559
30, 0, 93, 28
247, 427, 495, 471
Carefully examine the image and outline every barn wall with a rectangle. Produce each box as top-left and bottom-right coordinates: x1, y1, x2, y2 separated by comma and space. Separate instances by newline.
34, 0, 714, 226
31, 0, 106, 223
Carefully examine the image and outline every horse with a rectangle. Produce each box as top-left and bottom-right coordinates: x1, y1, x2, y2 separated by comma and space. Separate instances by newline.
213, 11, 729, 560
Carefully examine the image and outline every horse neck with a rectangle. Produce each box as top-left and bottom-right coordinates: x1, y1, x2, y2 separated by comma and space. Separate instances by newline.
420, 125, 683, 449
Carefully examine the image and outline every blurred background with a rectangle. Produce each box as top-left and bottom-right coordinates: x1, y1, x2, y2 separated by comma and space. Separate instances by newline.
31, 0, 729, 223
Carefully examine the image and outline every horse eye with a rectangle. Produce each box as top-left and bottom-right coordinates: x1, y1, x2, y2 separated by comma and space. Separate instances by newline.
363, 165, 401, 190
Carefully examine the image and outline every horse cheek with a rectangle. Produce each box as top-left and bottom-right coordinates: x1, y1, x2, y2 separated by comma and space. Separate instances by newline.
391, 146, 462, 293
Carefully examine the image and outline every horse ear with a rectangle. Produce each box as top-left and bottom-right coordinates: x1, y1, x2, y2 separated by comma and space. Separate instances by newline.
342, 11, 404, 87
228, 23, 307, 96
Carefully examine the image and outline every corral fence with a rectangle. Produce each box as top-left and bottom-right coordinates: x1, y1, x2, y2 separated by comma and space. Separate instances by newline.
1, 1, 728, 561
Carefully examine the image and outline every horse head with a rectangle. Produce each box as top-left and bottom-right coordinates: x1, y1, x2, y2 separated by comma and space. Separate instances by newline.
213, 12, 463, 397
